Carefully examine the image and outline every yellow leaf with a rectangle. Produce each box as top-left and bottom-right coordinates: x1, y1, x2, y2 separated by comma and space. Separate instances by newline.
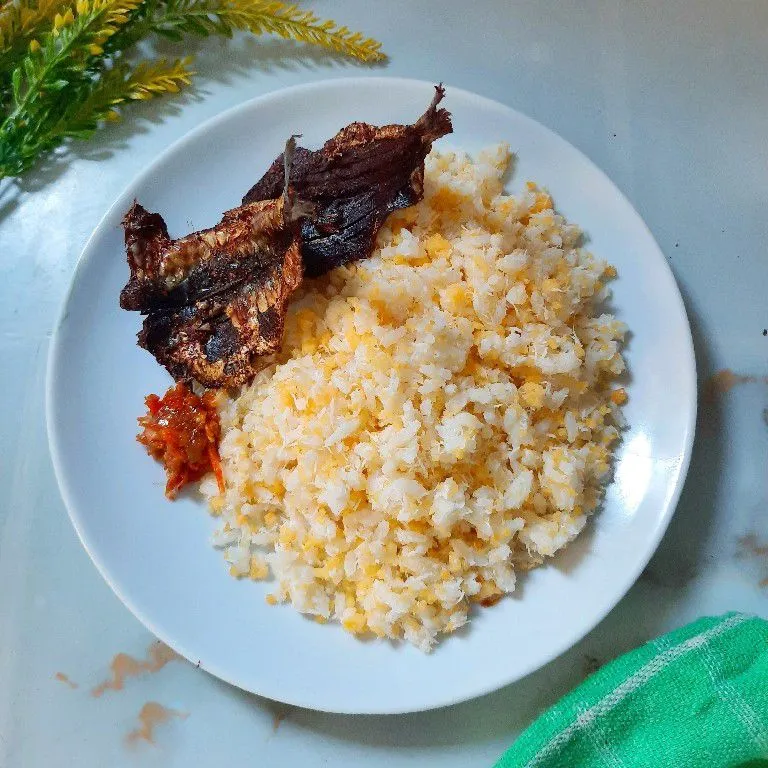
215, 0, 386, 63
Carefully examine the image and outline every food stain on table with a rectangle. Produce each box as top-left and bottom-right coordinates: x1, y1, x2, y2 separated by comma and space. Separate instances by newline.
706, 368, 768, 400
92, 640, 180, 697
736, 533, 768, 588
125, 702, 188, 746
706, 369, 763, 396
272, 710, 288, 733
54, 672, 78, 689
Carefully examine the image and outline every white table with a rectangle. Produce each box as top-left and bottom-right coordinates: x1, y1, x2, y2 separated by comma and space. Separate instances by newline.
2, 2, 767, 765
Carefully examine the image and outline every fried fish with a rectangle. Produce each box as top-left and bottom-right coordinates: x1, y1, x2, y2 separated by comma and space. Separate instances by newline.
243, 85, 453, 277
121, 139, 311, 388
121, 88, 453, 389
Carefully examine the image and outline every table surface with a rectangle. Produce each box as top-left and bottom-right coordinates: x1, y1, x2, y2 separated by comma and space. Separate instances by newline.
2, 1, 767, 765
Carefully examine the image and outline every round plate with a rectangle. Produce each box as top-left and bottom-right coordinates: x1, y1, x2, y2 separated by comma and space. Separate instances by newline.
47, 77, 696, 714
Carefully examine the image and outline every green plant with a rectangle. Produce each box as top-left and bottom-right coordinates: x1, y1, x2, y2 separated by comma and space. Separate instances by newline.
0, 0, 384, 179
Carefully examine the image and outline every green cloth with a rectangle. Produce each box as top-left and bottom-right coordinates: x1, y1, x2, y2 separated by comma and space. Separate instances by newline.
496, 613, 768, 768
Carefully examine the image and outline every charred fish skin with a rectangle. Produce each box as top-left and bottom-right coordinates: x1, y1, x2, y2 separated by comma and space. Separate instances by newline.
120, 138, 309, 388
243, 85, 453, 277
120, 203, 172, 312
137, 224, 303, 388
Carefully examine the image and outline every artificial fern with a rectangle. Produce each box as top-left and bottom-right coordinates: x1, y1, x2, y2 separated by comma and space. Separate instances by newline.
0, 0, 67, 78
106, 0, 385, 60
48, 56, 193, 139
0, 0, 144, 174
0, 0, 384, 179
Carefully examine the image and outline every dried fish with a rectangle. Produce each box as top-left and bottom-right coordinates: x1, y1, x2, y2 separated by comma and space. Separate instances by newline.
243, 85, 453, 277
121, 139, 311, 388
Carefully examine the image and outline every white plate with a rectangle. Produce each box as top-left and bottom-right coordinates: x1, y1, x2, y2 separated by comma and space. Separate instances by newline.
47, 77, 696, 714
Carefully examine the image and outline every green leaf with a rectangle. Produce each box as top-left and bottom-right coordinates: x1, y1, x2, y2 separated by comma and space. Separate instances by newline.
182, 15, 210, 35
47, 77, 71, 90
11, 66, 21, 100
155, 26, 183, 40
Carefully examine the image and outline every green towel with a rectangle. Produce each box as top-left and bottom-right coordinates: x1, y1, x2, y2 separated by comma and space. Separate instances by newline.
496, 613, 768, 768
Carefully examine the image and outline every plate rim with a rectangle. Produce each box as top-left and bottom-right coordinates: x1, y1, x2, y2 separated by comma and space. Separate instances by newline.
46, 76, 698, 714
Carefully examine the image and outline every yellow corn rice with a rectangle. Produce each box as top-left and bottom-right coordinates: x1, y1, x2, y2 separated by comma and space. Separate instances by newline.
201, 145, 627, 651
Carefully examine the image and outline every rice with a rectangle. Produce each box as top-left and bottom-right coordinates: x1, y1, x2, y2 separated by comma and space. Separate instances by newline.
200, 145, 627, 651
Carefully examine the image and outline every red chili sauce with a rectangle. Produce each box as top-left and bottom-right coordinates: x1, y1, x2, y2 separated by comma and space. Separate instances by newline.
137, 382, 225, 499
